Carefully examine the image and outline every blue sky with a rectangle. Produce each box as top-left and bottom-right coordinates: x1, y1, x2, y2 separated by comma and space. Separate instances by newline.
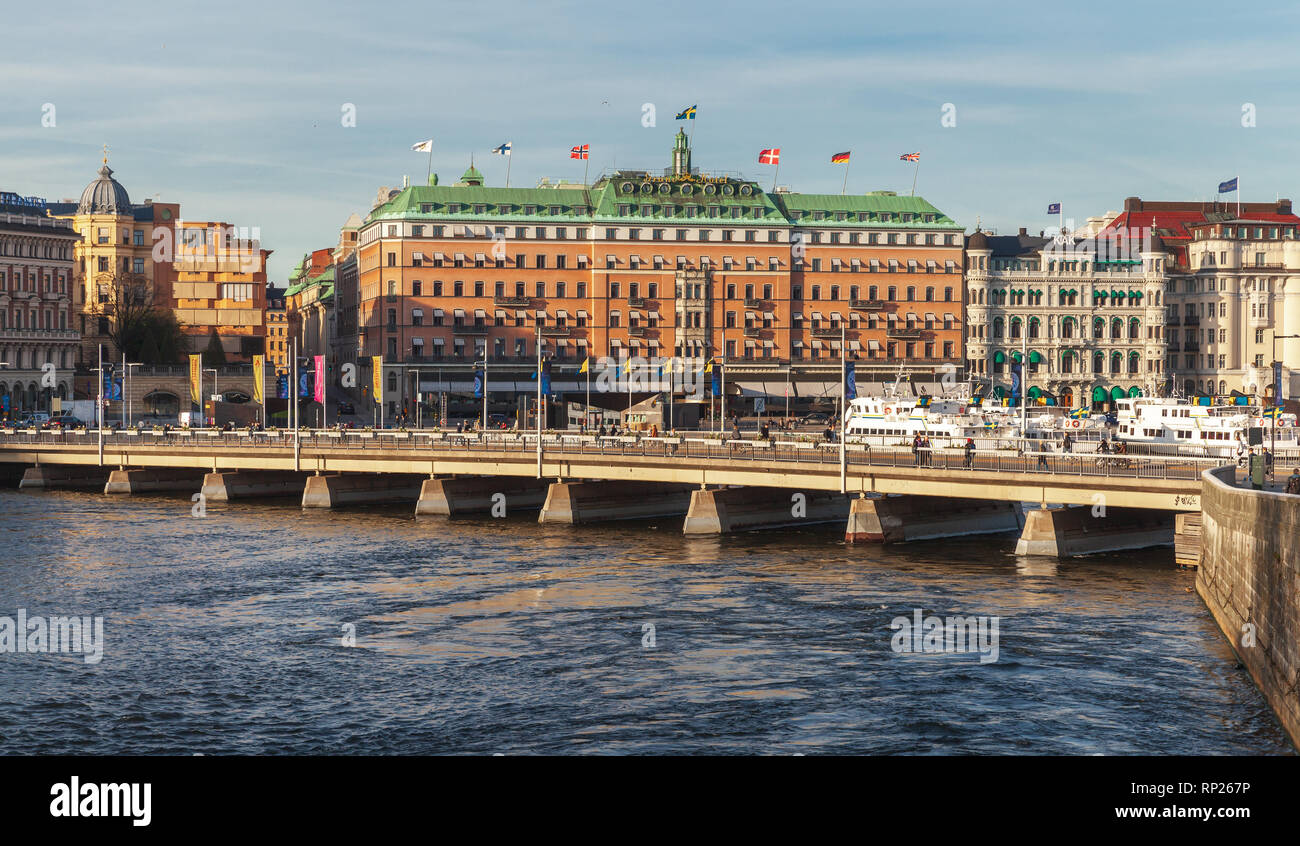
2, 0, 1298, 280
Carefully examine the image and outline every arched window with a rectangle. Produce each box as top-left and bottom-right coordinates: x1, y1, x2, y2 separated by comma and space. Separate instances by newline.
992, 317, 1004, 339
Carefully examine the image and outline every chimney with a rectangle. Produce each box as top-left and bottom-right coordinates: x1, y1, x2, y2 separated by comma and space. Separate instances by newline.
1124, 197, 1142, 212
1278, 199, 1292, 214
1018, 227, 1027, 237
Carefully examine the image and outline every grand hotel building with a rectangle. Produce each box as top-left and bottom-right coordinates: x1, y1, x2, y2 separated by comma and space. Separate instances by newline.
353, 132, 965, 414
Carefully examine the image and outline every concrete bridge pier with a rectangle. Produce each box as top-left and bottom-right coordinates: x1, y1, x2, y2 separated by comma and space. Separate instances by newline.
105, 468, 208, 494
1014, 505, 1175, 557
301, 473, 426, 509
415, 476, 550, 517
845, 495, 1023, 543
539, 480, 695, 524
201, 471, 310, 502
19, 465, 111, 491
682, 486, 851, 534
0, 463, 28, 488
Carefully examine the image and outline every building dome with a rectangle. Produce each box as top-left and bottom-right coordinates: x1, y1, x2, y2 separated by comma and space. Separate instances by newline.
77, 164, 131, 215
459, 164, 484, 186
967, 229, 990, 250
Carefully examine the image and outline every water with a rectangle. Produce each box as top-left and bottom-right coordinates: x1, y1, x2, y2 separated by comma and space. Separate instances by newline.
0, 487, 1290, 755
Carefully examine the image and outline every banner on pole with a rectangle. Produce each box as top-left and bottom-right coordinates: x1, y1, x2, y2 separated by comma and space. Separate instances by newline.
252, 355, 265, 405
313, 355, 325, 404
189, 355, 202, 406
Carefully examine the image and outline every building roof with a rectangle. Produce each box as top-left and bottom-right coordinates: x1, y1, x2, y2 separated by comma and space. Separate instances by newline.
77, 164, 132, 215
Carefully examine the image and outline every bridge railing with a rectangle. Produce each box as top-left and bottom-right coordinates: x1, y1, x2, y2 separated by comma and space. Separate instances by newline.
0, 428, 1220, 481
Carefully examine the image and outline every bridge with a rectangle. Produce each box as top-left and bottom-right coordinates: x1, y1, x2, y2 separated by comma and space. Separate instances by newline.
0, 428, 1212, 557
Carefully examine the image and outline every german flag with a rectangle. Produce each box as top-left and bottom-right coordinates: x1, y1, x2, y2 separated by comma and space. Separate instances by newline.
831, 151, 850, 163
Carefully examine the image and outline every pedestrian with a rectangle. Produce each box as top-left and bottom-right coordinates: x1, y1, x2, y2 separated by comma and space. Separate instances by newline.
921, 436, 932, 467
1062, 433, 1073, 454
964, 437, 975, 469
1263, 447, 1275, 480
598, 422, 607, 438
1287, 468, 1300, 495
912, 434, 922, 466
1236, 443, 1248, 468
760, 422, 769, 441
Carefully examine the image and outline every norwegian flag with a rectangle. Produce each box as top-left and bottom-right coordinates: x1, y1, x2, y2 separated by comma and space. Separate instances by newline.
570, 144, 589, 160
758, 148, 780, 165
899, 152, 920, 162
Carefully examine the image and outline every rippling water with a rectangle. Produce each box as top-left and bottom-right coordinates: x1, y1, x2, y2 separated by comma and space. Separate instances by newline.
0, 486, 1290, 755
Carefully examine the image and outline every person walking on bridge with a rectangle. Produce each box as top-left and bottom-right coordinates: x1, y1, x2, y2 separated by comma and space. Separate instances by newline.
963, 437, 975, 469
1286, 467, 1300, 495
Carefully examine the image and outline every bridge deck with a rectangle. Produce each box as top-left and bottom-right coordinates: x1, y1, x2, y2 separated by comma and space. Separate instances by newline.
0, 430, 1206, 510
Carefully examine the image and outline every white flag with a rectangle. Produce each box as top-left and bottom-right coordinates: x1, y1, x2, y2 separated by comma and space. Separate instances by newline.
411, 139, 433, 153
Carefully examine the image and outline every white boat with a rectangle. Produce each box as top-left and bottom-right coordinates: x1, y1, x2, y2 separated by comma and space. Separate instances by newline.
1113, 396, 1299, 454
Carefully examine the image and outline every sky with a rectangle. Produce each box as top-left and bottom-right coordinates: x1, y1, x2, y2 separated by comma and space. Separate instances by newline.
2, 0, 1299, 281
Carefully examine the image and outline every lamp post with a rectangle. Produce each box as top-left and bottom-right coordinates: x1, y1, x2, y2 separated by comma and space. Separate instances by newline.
535, 325, 543, 478
1269, 333, 1299, 468
203, 368, 217, 427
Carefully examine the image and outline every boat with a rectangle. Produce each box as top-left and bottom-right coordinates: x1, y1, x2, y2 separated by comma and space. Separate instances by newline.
1113, 395, 1299, 454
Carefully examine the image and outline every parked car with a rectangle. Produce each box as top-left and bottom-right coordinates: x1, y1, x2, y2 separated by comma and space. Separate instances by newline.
44, 415, 86, 430
18, 412, 50, 427
800, 411, 831, 426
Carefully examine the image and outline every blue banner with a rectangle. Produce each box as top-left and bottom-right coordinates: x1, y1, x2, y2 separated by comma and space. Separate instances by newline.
711, 361, 721, 396
1218, 176, 1238, 194
541, 359, 552, 396
1047, 202, 1061, 215
276, 374, 289, 400
1010, 362, 1022, 403
845, 362, 857, 401
473, 369, 484, 399
102, 372, 122, 401
298, 371, 313, 399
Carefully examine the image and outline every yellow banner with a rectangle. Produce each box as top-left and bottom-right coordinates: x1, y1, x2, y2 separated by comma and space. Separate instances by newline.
189, 355, 202, 405
252, 355, 265, 405
371, 356, 383, 402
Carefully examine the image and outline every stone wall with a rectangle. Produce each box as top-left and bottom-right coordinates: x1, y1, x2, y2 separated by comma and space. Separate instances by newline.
1197, 466, 1300, 749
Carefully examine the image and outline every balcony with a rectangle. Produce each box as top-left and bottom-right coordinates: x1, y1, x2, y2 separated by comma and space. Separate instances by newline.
627, 326, 647, 337
851, 299, 885, 310
886, 327, 923, 340
744, 297, 762, 308
0, 329, 79, 341
627, 297, 647, 308
743, 326, 761, 338
1183, 316, 1200, 326
452, 323, 490, 335
811, 326, 845, 338
541, 326, 571, 337
493, 295, 531, 307
1167, 316, 1181, 326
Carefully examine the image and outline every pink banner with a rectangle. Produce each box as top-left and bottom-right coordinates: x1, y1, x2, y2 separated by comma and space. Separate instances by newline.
313, 355, 325, 404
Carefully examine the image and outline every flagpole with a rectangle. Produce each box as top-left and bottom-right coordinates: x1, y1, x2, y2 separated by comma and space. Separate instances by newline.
426, 146, 433, 184
505, 151, 512, 188
583, 149, 590, 187
585, 358, 590, 430
772, 158, 780, 194
841, 159, 850, 195
911, 153, 920, 197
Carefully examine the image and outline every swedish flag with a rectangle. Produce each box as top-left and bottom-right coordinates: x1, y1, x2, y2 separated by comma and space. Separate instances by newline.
1262, 406, 1282, 418
676, 105, 697, 120
1069, 407, 1090, 419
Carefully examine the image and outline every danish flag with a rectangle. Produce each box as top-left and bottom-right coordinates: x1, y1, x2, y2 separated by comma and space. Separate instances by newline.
570, 144, 589, 160
758, 148, 780, 165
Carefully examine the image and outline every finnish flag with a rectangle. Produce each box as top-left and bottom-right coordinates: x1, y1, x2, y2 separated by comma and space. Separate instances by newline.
492, 142, 511, 156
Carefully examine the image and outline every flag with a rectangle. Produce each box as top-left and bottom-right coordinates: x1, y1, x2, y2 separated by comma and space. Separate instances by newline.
900, 152, 920, 162
411, 139, 433, 153
1262, 406, 1281, 418
570, 144, 589, 160
831, 151, 850, 164
313, 355, 325, 404
1069, 407, 1089, 419
845, 362, 857, 401
675, 105, 697, 120
371, 356, 383, 402
1218, 176, 1238, 194
189, 355, 201, 406
492, 142, 511, 156
758, 148, 780, 165
579, 357, 589, 374
252, 354, 265, 405
622, 357, 633, 374
1047, 202, 1061, 215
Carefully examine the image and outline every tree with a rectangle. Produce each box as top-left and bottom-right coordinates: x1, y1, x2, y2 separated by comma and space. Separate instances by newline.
202, 329, 227, 367
84, 272, 185, 364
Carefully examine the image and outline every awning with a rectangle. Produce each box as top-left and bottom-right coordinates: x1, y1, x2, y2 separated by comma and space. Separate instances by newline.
576, 339, 588, 347
412, 251, 425, 261
1029, 351, 1044, 364
744, 339, 756, 347
514, 310, 527, 319
454, 253, 465, 261
453, 308, 466, 317
868, 340, 881, 351
848, 340, 861, 351
745, 311, 756, 320
555, 309, 568, 318
630, 310, 642, 319
1110, 386, 1126, 401
432, 252, 445, 261
474, 253, 486, 262
763, 340, 775, 349
924, 312, 937, 321
577, 309, 589, 318
494, 309, 506, 318
648, 310, 661, 319
534, 309, 547, 318
474, 308, 486, 318
993, 351, 1006, 363
433, 309, 445, 317
1129, 386, 1143, 397
811, 340, 824, 350
610, 339, 623, 347
763, 312, 775, 320
811, 311, 824, 321
830, 340, 842, 350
